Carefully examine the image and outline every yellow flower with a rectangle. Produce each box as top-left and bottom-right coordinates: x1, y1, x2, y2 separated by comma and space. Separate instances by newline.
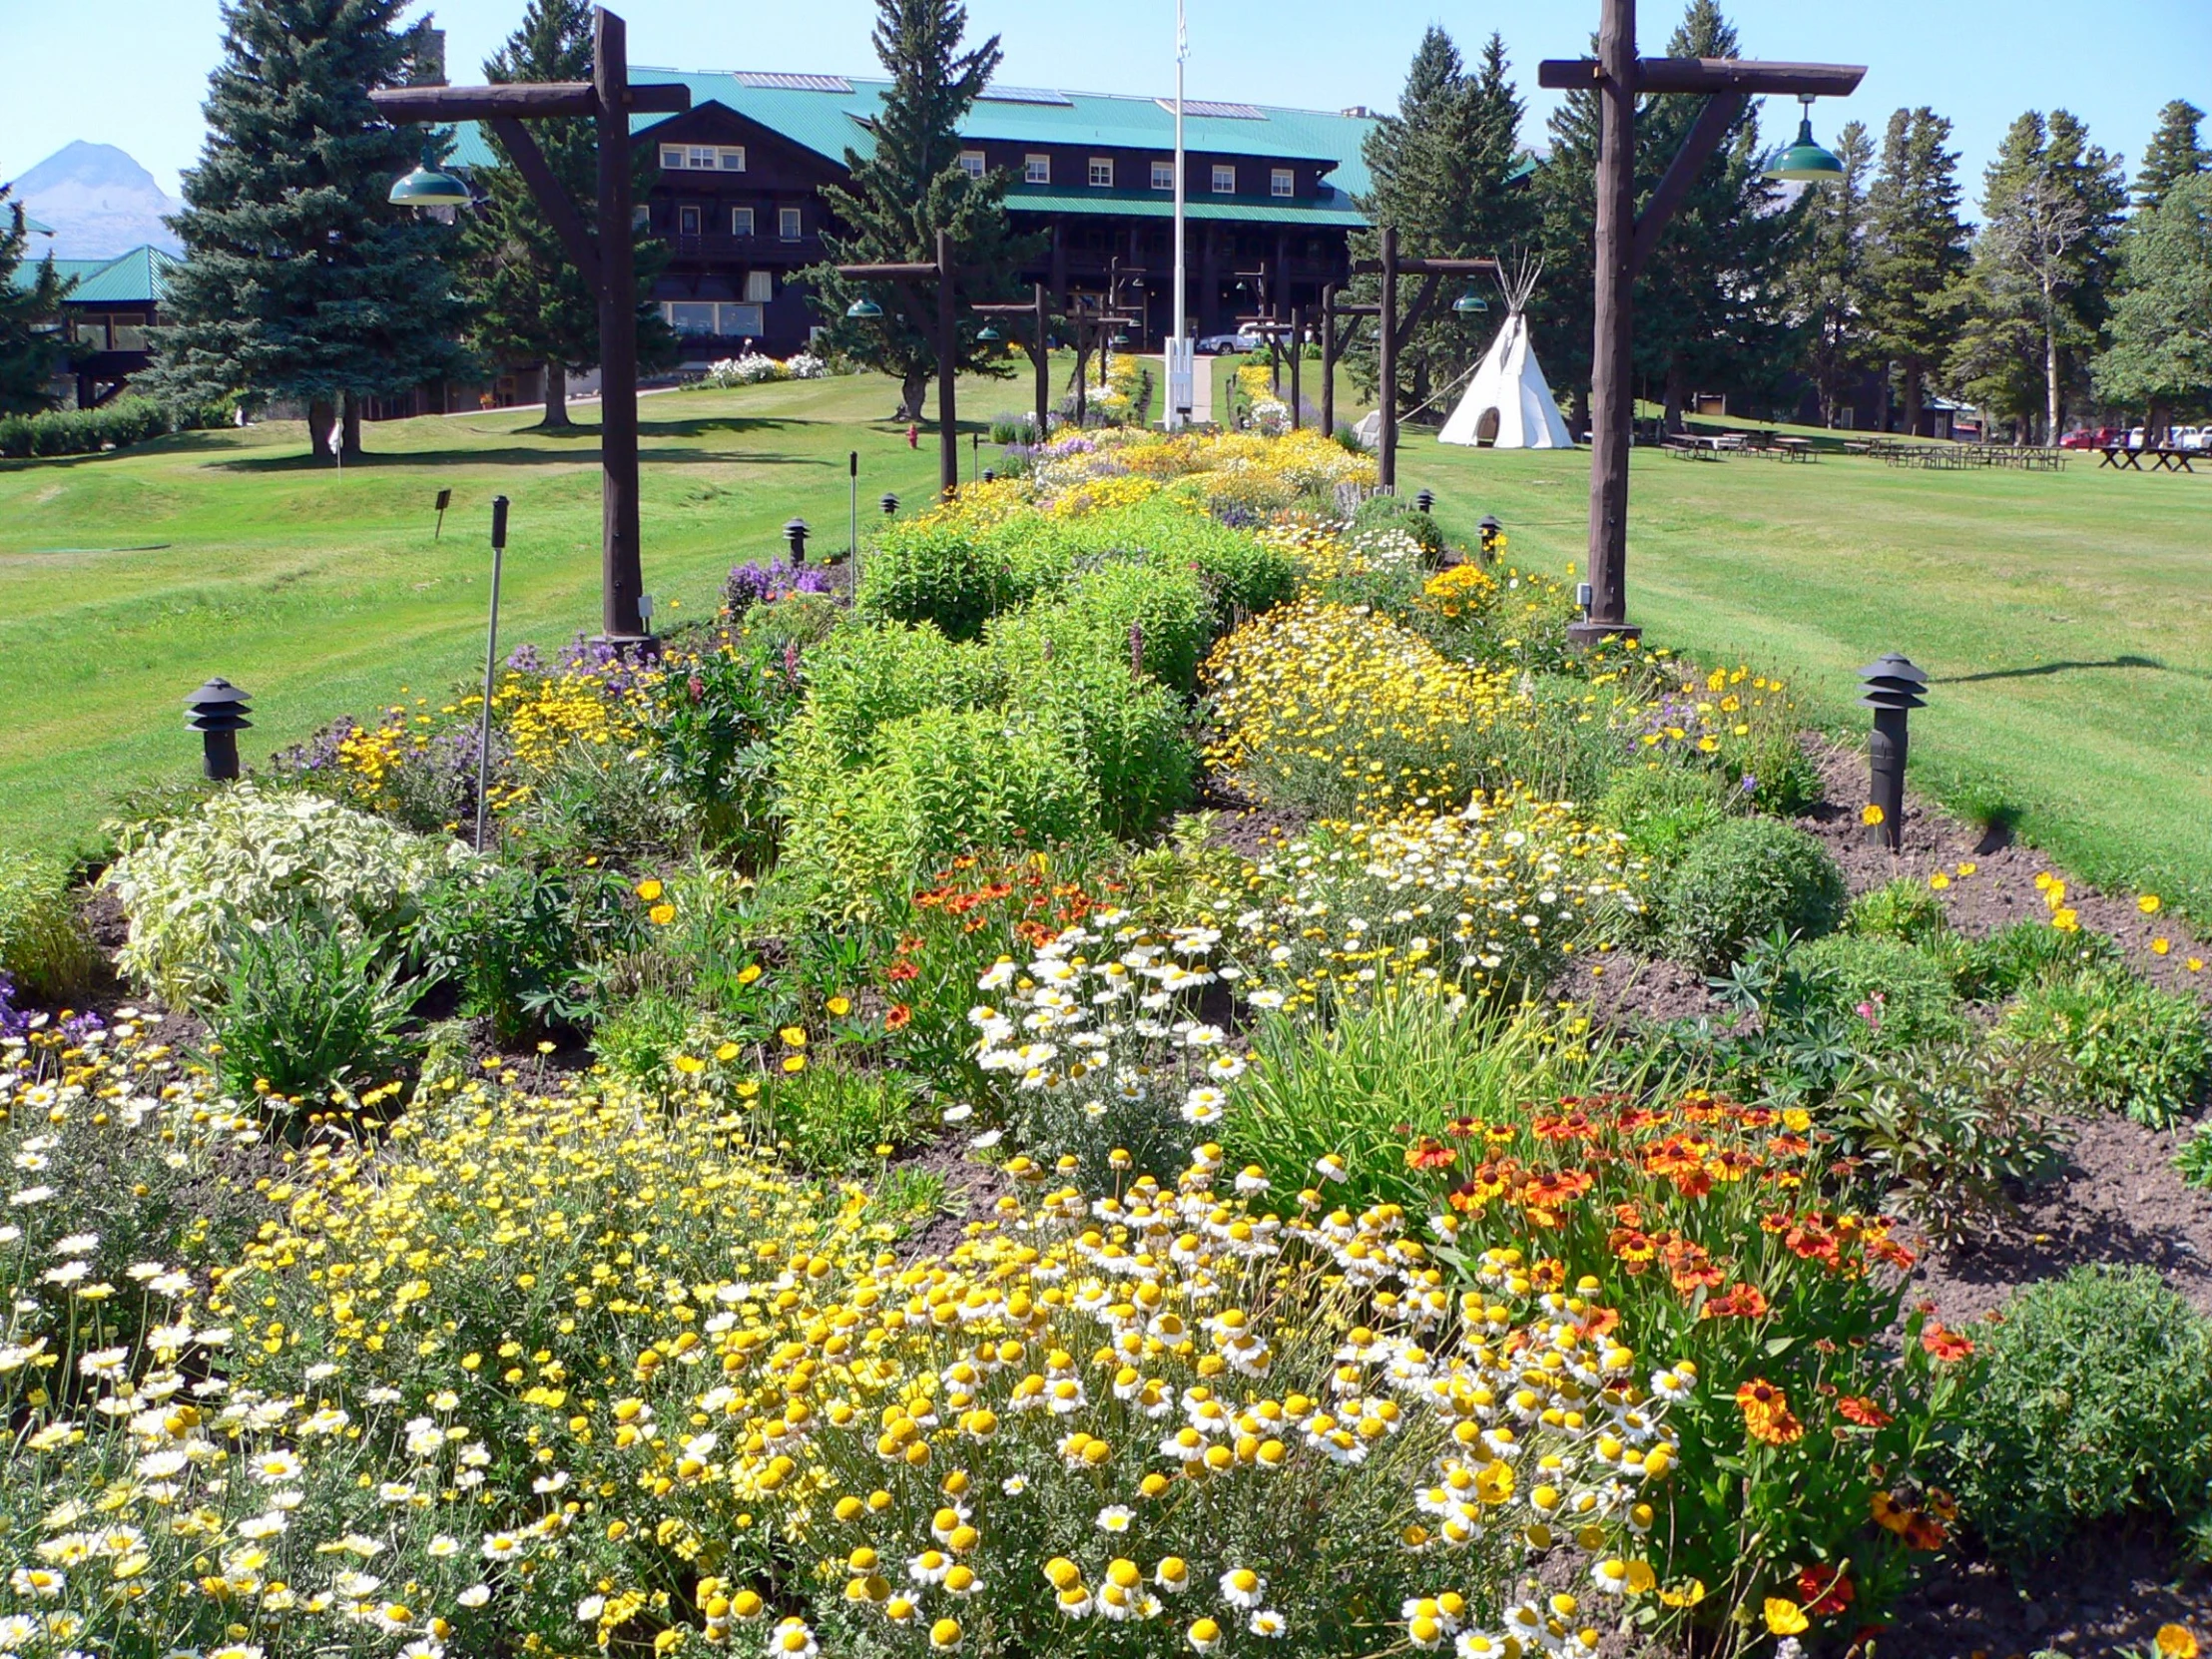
715, 1041, 742, 1061
783, 1054, 808, 1073
1956, 862, 1977, 876
636, 878, 665, 901
2153, 938, 2172, 956
1763, 1597, 1810, 1637
2189, 958, 2205, 973
780, 1027, 808, 1048
2157, 1625, 2199, 1659
738, 963, 764, 985
2140, 894, 2163, 914
1860, 804, 1885, 827
648, 901, 676, 926
1929, 873, 1950, 890
674, 1055, 705, 1075
1658, 1579, 1707, 1609
827, 995, 851, 1017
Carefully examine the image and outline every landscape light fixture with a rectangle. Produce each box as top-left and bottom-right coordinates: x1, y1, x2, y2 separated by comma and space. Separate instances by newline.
976, 323, 1002, 343
1413, 488, 1435, 513
880, 492, 900, 516
1477, 514, 1503, 561
1859, 652, 1929, 852
1765, 95, 1847, 183
387, 162, 471, 209
784, 518, 811, 565
845, 295, 883, 319
184, 678, 252, 782
1450, 283, 1489, 315
473, 497, 510, 853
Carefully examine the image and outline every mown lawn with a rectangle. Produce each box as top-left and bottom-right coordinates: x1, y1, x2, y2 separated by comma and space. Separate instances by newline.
1401, 439, 2212, 915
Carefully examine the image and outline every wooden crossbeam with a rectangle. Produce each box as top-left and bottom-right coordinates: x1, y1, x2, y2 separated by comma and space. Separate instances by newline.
1535, 56, 1864, 95
368, 82, 691, 121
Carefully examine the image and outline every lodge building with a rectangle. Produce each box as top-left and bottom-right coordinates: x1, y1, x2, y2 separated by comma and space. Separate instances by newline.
454, 70, 1378, 363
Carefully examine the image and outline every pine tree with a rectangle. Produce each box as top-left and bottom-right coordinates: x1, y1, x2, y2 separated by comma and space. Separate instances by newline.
1631, 0, 1805, 428
1864, 106, 1968, 434
2133, 100, 2208, 212
145, 0, 470, 460
1347, 30, 1536, 415
1954, 110, 2126, 440
1784, 120, 1875, 427
807, 0, 1034, 421
0, 191, 76, 414
2094, 172, 2212, 429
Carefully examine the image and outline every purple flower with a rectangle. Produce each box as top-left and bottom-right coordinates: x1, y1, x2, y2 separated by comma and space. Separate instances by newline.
0, 971, 24, 1039
725, 559, 834, 614
1740, 774, 1759, 794
504, 642, 545, 674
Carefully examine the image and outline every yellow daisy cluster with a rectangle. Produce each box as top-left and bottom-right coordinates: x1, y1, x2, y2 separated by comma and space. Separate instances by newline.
329, 702, 437, 811
1200, 600, 1522, 817
1418, 564, 1501, 622
1085, 352, 1146, 422
1634, 666, 1795, 758
1222, 804, 1646, 1012
1046, 471, 1163, 519
487, 663, 655, 774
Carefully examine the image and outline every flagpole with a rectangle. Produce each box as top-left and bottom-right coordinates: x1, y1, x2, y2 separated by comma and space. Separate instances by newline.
1169, 0, 1187, 430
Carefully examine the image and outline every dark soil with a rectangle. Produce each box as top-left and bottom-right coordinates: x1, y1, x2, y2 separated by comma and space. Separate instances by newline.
886, 1128, 1022, 1263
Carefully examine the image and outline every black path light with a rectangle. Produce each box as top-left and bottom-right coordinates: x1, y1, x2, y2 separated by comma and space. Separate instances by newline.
1477, 514, 1503, 563
185, 678, 252, 782
1413, 488, 1435, 513
880, 492, 900, 517
784, 518, 811, 565
473, 497, 511, 854
1859, 652, 1929, 851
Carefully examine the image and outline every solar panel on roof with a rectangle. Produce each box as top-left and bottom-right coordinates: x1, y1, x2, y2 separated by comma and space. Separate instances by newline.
980, 84, 1074, 106
1161, 98, 1266, 120
734, 71, 853, 93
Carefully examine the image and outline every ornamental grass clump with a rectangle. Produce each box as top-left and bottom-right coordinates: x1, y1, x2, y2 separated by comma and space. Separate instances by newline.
0, 849, 100, 1002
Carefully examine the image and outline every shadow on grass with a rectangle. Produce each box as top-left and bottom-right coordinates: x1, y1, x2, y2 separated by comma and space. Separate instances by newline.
209, 444, 822, 473
1941, 655, 2212, 685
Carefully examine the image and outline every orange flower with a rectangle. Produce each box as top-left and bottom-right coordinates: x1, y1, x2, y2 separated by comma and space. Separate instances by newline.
1704, 1283, 1771, 1320
1921, 1323, 1974, 1363
884, 1003, 912, 1032
1837, 1394, 1893, 1428
1796, 1564, 1854, 1617
1735, 1379, 1805, 1446
1404, 1138, 1457, 1172
1871, 1491, 1911, 1534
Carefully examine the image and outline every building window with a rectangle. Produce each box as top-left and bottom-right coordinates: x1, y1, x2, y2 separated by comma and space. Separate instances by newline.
1271, 167, 1293, 197
731, 206, 755, 237
1151, 159, 1174, 190
679, 205, 701, 236
661, 144, 745, 171
1211, 163, 1235, 194
959, 149, 986, 180
743, 271, 773, 302
779, 207, 804, 241
721, 301, 765, 338
664, 300, 719, 334
1088, 156, 1113, 188
1024, 153, 1050, 184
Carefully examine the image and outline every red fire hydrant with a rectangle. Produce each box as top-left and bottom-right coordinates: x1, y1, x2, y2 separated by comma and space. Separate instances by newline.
906, 423, 919, 450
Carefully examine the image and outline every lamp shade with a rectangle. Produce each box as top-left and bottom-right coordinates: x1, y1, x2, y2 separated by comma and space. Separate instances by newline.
1766, 115, 1845, 182
388, 165, 471, 208
976, 323, 1002, 342
845, 295, 883, 319
1451, 284, 1489, 315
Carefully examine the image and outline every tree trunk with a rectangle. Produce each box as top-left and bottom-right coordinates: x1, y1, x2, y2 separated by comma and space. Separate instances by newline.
1875, 368, 1892, 435
2042, 320, 2062, 447
1662, 364, 1687, 435
541, 362, 571, 429
1902, 363, 1924, 439
1570, 384, 1590, 439
899, 368, 928, 423
340, 391, 362, 458
307, 397, 337, 464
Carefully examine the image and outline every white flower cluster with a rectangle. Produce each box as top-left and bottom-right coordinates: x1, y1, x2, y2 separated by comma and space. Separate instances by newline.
700, 350, 829, 387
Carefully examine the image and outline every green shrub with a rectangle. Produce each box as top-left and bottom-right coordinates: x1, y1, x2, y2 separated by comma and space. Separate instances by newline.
1730, 728, 1824, 817
507, 738, 700, 865
409, 863, 639, 1044
1791, 933, 1965, 1048
1661, 817, 1847, 971
645, 634, 806, 864
858, 518, 1030, 640
203, 922, 419, 1108
0, 396, 209, 459
0, 849, 101, 1001
100, 784, 476, 1007
779, 706, 1098, 913
1997, 965, 2210, 1127
1846, 876, 1951, 945
795, 621, 1005, 767
758, 1064, 920, 1174
1954, 919, 2123, 1001
590, 989, 695, 1083
1944, 1267, 2212, 1564
1595, 763, 1730, 867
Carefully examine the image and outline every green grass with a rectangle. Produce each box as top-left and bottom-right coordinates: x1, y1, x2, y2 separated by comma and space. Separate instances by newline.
0, 371, 1005, 857
6, 375, 2208, 922
1399, 439, 2212, 917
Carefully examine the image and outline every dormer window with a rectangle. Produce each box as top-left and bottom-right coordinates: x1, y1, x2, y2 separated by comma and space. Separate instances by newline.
1211, 163, 1235, 194
1271, 168, 1294, 197
959, 150, 986, 180
1088, 156, 1114, 188
661, 144, 746, 172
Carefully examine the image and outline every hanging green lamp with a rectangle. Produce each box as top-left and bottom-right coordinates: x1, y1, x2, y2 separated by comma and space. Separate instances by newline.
845, 295, 883, 319
1451, 283, 1489, 315
388, 163, 470, 209
976, 323, 1002, 342
1765, 95, 1845, 182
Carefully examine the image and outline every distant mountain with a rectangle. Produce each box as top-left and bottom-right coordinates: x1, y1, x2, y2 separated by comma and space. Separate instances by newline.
6, 142, 182, 259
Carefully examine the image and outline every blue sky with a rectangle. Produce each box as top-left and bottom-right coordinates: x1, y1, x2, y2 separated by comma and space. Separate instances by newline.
3, 0, 2206, 212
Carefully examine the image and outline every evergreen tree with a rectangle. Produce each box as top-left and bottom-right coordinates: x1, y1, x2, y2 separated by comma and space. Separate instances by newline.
1347, 30, 1535, 415
147, 0, 470, 460
1783, 120, 1875, 427
0, 191, 76, 414
1864, 106, 1968, 433
2133, 99, 2208, 212
2095, 172, 2212, 431
1953, 110, 2126, 440
807, 0, 1034, 422
1631, 0, 1805, 428
456, 0, 673, 429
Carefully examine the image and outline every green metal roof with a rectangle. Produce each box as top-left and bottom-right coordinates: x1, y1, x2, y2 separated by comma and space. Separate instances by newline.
449, 70, 1378, 204
20, 212, 55, 237
1002, 187, 1366, 228
7, 253, 117, 297
62, 246, 178, 304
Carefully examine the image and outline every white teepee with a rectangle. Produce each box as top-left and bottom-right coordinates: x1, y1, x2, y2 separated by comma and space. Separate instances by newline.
1437, 256, 1573, 450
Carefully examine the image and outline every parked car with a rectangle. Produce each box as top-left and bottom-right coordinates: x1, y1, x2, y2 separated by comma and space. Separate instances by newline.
2057, 429, 2101, 449
2127, 425, 2148, 449
1197, 331, 1261, 353
2178, 426, 2208, 452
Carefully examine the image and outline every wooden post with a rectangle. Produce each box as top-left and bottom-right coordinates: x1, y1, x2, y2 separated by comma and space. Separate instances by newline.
1320, 283, 1336, 438
1033, 282, 1050, 439
1576, 0, 1639, 642
1378, 227, 1398, 492
1289, 304, 1303, 431
936, 229, 957, 499
592, 8, 645, 640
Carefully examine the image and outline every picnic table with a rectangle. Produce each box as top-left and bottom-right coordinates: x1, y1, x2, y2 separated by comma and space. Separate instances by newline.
2099, 445, 2197, 472
1774, 436, 1817, 462
1664, 433, 1732, 459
